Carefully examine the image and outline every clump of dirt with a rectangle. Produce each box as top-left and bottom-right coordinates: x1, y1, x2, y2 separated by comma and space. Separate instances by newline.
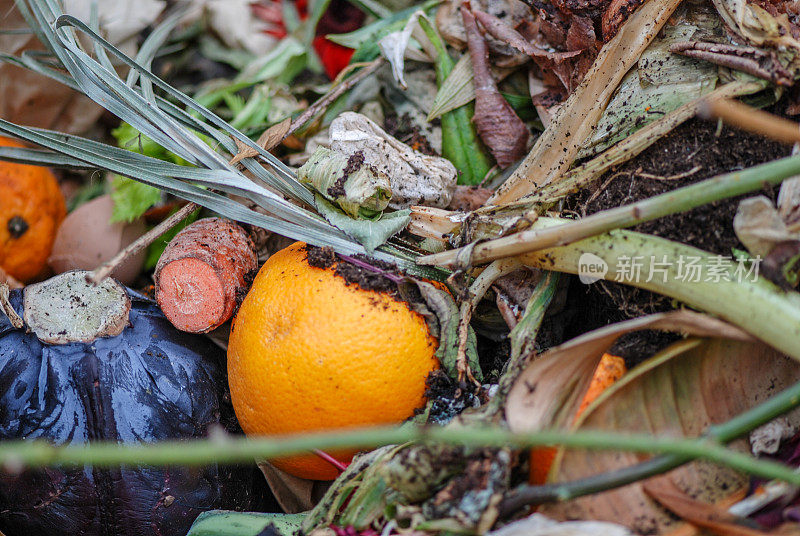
560, 118, 792, 365
334, 258, 399, 295
327, 151, 365, 198
421, 370, 481, 425
571, 118, 790, 252
306, 245, 337, 269
304, 245, 401, 296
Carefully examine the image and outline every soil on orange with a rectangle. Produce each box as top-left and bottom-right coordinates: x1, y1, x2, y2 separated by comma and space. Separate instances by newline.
227, 242, 439, 480
0, 136, 66, 282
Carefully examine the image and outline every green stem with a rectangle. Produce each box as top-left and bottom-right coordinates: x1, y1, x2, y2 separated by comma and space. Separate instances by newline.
0, 427, 796, 484
500, 376, 800, 514
420, 153, 800, 268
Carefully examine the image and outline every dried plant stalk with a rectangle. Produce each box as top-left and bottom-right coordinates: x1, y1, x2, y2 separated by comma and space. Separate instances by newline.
489, 0, 684, 205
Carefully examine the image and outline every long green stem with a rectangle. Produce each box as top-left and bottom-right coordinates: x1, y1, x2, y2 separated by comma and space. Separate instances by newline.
420, 153, 800, 268
500, 376, 800, 514
0, 427, 795, 484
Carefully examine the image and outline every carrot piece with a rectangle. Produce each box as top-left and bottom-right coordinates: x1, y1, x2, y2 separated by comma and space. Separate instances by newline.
155, 218, 257, 333
529, 353, 627, 485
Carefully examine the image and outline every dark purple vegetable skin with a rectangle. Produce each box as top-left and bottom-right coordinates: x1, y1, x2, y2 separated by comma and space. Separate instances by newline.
0, 288, 271, 536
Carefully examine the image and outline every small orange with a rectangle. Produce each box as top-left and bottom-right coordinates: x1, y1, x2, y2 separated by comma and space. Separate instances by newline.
0, 136, 66, 282
529, 353, 626, 485
227, 242, 439, 480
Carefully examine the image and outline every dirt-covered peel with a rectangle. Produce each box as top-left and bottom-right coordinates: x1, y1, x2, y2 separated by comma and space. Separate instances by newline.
23, 270, 131, 344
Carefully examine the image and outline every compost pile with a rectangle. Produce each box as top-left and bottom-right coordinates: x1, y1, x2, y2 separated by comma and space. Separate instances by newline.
4, 0, 800, 535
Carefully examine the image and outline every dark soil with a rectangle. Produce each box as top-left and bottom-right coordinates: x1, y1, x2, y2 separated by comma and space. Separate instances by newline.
560, 117, 792, 365
327, 151, 366, 198
304, 245, 400, 295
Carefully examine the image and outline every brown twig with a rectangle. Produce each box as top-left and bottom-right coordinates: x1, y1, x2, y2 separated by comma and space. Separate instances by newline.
700, 98, 800, 145
284, 58, 385, 139
89, 202, 198, 284
670, 41, 793, 86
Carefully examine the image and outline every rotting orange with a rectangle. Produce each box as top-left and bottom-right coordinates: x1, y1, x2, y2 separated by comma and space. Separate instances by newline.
227, 242, 440, 480
0, 136, 66, 282
529, 353, 626, 485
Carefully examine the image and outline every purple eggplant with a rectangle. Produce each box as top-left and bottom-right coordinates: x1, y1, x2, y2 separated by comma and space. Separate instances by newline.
0, 271, 272, 536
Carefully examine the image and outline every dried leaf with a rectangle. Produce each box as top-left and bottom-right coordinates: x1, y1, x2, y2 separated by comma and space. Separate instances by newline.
428, 54, 475, 121
711, 0, 800, 50
505, 310, 752, 433
491, 0, 684, 204
505, 313, 800, 534
378, 10, 426, 90
257, 461, 330, 514
643, 477, 769, 536
298, 147, 392, 219
229, 117, 291, 165
734, 196, 795, 258
461, 6, 528, 168
329, 112, 457, 209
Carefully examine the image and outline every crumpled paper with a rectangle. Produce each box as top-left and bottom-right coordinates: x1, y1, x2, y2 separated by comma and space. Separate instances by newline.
329, 112, 457, 209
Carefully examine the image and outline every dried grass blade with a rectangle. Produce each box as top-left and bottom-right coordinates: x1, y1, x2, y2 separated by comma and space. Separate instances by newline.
489, 0, 684, 205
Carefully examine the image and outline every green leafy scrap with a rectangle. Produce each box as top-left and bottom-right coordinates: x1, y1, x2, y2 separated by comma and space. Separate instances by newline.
109, 176, 162, 224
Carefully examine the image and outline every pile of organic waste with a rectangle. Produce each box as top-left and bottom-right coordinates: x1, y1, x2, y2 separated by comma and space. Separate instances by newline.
6, 0, 800, 535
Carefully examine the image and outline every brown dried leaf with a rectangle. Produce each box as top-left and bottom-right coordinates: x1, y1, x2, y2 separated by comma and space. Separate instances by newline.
462, 5, 529, 168
257, 460, 331, 514
229, 117, 292, 165
491, 0, 684, 204
505, 310, 752, 433
643, 477, 769, 536
506, 314, 800, 535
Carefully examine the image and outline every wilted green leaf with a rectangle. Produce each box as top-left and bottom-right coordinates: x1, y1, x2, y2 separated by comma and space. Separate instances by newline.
414, 281, 482, 382
428, 54, 474, 121
577, 8, 720, 159
314, 194, 409, 253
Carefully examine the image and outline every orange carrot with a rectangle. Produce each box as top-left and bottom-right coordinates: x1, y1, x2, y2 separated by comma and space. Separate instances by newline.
529, 353, 627, 485
155, 218, 257, 333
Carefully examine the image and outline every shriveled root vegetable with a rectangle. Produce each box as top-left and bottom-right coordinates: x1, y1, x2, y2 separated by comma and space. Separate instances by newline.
155, 217, 257, 333
529, 353, 627, 485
